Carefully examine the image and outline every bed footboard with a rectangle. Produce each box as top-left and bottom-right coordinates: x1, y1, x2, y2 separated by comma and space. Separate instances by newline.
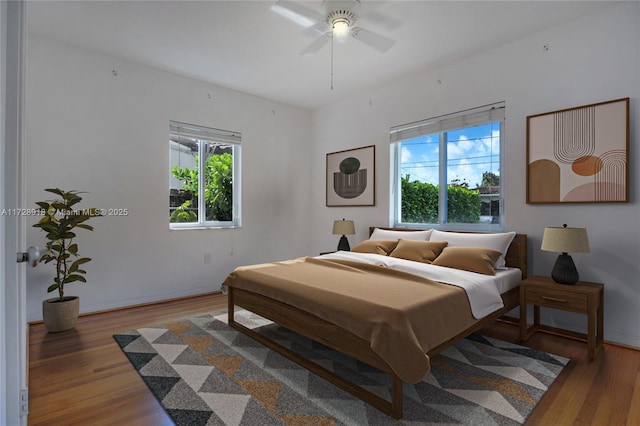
227, 287, 404, 419
227, 283, 520, 419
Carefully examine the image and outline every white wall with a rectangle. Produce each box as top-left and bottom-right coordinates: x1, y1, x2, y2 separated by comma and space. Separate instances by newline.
24, 36, 312, 321
311, 2, 640, 347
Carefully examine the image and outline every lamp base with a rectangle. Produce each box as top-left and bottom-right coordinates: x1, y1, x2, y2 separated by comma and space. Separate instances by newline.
337, 235, 351, 251
551, 253, 579, 284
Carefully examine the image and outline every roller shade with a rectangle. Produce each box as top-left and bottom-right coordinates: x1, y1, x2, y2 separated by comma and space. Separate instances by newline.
170, 120, 241, 144
390, 102, 505, 143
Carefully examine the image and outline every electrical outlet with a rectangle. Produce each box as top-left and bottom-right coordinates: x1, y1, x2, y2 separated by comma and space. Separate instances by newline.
204, 252, 212, 264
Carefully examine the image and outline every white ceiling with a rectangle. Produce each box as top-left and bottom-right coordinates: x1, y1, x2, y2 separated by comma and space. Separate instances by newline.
26, 0, 617, 110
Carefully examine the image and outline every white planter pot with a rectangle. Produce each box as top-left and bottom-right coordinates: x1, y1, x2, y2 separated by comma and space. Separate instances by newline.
42, 296, 80, 332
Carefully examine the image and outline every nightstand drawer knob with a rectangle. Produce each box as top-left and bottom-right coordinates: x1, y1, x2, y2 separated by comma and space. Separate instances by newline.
541, 296, 568, 303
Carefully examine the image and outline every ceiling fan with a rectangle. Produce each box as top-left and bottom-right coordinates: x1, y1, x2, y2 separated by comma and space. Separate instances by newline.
271, 0, 398, 55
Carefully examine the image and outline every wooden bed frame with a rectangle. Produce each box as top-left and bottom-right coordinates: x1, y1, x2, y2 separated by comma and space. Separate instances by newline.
227, 231, 527, 419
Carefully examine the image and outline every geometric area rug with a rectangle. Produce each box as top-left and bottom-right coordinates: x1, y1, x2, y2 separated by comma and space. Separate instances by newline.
113, 309, 569, 426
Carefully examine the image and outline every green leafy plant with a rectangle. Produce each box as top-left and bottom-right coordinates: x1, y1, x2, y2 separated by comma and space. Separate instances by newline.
171, 152, 233, 222
447, 185, 481, 223
169, 200, 198, 223
33, 188, 100, 301
400, 175, 481, 223
401, 176, 439, 223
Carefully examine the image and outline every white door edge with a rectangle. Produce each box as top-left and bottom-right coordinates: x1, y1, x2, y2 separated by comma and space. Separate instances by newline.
2, 1, 27, 424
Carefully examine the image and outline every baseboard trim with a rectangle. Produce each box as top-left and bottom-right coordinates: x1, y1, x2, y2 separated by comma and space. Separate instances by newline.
496, 314, 640, 351
28, 291, 222, 326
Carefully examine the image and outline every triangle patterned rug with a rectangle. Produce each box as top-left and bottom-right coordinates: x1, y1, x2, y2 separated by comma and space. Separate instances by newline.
113, 309, 569, 425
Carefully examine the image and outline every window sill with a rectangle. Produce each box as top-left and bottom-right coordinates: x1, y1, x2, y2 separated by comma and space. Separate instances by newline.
170, 224, 241, 231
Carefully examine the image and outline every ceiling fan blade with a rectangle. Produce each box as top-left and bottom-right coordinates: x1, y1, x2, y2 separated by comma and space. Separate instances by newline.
271, 1, 324, 28
303, 21, 330, 38
300, 34, 331, 55
351, 27, 395, 52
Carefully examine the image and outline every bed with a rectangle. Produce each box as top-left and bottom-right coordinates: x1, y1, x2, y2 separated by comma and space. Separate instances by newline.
224, 228, 527, 418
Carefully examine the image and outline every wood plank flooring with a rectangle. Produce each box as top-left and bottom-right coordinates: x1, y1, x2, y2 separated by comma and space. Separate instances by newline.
482, 319, 640, 426
28, 293, 640, 425
28, 293, 227, 426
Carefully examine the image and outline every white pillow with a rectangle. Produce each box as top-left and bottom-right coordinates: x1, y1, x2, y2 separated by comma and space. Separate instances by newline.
370, 228, 432, 241
429, 230, 516, 268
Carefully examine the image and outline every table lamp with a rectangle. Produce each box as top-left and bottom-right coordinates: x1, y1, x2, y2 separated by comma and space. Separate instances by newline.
541, 224, 590, 284
332, 219, 355, 251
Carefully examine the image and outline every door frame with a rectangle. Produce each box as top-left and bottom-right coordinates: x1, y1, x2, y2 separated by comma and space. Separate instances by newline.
1, 1, 27, 424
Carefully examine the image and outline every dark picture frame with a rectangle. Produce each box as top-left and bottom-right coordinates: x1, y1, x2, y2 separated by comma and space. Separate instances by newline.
526, 97, 629, 204
326, 145, 375, 206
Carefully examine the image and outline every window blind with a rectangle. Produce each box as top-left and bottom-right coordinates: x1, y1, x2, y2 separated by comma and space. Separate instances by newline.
390, 102, 505, 143
170, 121, 241, 144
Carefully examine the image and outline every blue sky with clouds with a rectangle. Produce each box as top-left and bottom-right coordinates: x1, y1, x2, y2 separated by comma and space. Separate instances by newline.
400, 122, 501, 188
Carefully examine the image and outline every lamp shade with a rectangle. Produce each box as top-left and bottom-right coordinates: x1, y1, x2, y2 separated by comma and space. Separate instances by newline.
332, 219, 355, 235
541, 226, 590, 254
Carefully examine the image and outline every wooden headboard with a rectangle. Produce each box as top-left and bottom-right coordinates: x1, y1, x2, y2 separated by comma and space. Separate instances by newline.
368, 227, 528, 278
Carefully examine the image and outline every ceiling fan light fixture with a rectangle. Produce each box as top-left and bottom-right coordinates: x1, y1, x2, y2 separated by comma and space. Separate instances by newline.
272, 0, 394, 89
327, 10, 356, 39
332, 19, 350, 39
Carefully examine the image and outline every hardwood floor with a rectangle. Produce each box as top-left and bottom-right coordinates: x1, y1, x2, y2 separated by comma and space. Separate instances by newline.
28, 293, 227, 426
28, 293, 640, 425
482, 320, 640, 426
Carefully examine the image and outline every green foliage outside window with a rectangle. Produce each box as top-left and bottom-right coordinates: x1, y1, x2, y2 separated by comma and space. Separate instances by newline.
401, 176, 439, 223
481, 171, 500, 187
171, 153, 233, 222
447, 185, 481, 223
401, 176, 481, 224
169, 200, 197, 223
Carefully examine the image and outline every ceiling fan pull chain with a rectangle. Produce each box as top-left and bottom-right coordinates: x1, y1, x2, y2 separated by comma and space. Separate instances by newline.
330, 28, 335, 90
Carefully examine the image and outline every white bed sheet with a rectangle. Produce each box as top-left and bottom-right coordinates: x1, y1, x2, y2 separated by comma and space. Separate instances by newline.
316, 251, 521, 319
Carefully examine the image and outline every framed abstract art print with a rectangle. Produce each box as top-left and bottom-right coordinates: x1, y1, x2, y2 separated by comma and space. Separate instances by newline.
526, 98, 629, 204
326, 145, 375, 207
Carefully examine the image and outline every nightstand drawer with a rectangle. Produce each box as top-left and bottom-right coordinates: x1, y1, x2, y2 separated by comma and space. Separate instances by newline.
526, 286, 588, 312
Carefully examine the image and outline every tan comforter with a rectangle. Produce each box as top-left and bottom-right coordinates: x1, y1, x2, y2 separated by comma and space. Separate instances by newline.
223, 256, 477, 383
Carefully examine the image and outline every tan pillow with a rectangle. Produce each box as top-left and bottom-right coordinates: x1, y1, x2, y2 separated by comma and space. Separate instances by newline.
351, 239, 398, 255
389, 240, 448, 263
430, 230, 515, 268
432, 246, 502, 275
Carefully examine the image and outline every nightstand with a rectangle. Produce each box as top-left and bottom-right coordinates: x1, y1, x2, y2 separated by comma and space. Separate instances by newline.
520, 275, 604, 360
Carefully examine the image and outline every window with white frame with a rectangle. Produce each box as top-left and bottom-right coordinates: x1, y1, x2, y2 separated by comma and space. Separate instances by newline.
390, 102, 505, 230
169, 121, 241, 229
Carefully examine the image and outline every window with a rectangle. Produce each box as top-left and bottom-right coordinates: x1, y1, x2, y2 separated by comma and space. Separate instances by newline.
390, 103, 505, 230
169, 121, 241, 229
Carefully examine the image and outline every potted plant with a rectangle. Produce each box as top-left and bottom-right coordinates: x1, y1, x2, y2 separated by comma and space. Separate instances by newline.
33, 188, 99, 332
